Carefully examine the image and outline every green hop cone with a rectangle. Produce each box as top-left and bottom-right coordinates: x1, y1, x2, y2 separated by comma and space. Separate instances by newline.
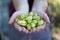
17, 20, 27, 26
37, 16, 40, 20
26, 16, 33, 21
27, 20, 32, 24
29, 12, 33, 16
33, 15, 40, 20
31, 23, 36, 28
27, 24, 31, 30
34, 14, 38, 16
23, 18, 26, 21
20, 14, 26, 19
33, 16, 37, 20
32, 20, 37, 24
37, 20, 44, 26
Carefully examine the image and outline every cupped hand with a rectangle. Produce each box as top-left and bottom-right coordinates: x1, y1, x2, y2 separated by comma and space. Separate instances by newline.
30, 22, 46, 33
9, 11, 29, 33
30, 11, 50, 33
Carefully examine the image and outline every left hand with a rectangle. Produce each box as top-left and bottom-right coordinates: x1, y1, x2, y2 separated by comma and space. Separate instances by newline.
30, 11, 50, 33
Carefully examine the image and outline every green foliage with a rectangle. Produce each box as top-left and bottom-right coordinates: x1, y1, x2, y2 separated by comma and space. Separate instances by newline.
48, 0, 60, 28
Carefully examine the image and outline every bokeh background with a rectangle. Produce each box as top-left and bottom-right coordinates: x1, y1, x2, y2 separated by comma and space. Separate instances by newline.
48, 0, 60, 40
0, 0, 60, 40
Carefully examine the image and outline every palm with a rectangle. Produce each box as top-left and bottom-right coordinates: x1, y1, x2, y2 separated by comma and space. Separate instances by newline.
9, 11, 29, 33
30, 11, 50, 33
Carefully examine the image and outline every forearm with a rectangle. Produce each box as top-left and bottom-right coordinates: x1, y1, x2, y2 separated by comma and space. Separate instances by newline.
12, 0, 29, 13
32, 0, 48, 12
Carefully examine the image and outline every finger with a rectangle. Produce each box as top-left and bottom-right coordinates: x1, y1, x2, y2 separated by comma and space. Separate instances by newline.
36, 27, 41, 31
32, 28, 36, 32
38, 11, 50, 24
29, 29, 32, 33
26, 30, 29, 33
43, 13, 50, 24
30, 28, 36, 33
22, 27, 26, 32
9, 11, 21, 24
14, 23, 22, 31
22, 27, 28, 33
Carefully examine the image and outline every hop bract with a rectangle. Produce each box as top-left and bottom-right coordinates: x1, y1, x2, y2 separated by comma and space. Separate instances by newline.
37, 20, 44, 26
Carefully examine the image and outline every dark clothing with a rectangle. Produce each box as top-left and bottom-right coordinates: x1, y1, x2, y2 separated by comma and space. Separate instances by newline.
9, 0, 34, 17
8, 24, 51, 40
0, 34, 1, 40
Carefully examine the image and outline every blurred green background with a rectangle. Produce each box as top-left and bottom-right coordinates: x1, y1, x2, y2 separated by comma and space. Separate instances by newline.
48, 0, 60, 31
48, 0, 60, 40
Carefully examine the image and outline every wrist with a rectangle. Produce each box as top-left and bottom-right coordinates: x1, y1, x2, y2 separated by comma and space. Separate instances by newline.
16, 4, 29, 13
32, 0, 48, 13
13, 0, 29, 11
17, 9, 29, 14
32, 7, 44, 13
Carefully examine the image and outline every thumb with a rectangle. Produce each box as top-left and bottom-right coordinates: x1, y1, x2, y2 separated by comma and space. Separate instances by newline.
38, 11, 50, 24
9, 13, 17, 24
42, 12, 50, 24
9, 12, 21, 24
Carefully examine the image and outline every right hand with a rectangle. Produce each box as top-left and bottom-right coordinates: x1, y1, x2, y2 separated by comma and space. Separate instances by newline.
9, 11, 29, 33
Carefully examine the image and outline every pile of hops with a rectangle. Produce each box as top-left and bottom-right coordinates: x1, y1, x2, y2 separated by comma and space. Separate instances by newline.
15, 12, 44, 30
